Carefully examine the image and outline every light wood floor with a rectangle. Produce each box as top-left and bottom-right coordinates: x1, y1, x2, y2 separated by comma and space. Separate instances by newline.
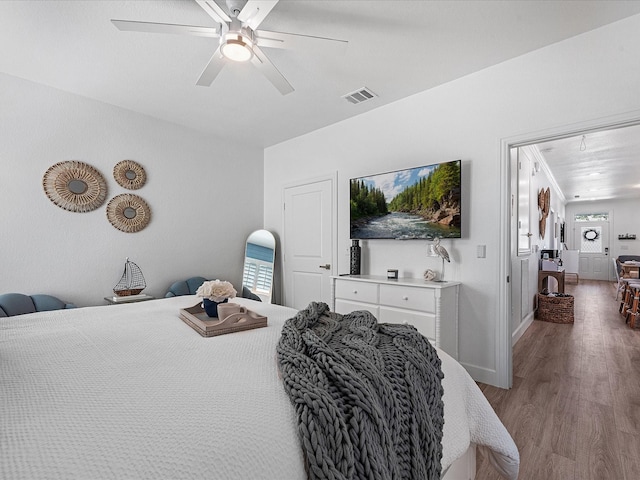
475, 279, 640, 480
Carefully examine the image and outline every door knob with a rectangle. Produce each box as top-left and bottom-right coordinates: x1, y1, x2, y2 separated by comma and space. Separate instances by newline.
319, 264, 331, 270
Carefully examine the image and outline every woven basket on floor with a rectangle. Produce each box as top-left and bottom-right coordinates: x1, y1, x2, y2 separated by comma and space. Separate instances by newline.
536, 293, 574, 324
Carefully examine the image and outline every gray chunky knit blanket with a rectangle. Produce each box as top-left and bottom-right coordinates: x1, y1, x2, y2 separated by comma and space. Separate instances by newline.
277, 302, 444, 480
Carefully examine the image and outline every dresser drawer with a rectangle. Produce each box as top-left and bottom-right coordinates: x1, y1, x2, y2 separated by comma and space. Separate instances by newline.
379, 284, 435, 313
379, 307, 436, 341
331, 276, 458, 360
334, 280, 379, 304
335, 299, 379, 318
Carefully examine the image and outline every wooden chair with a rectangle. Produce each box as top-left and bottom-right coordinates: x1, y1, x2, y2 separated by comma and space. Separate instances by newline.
627, 284, 640, 328
620, 281, 640, 325
614, 258, 625, 300
620, 281, 632, 316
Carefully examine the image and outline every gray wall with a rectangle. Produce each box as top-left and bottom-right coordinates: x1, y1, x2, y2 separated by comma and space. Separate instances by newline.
0, 74, 264, 307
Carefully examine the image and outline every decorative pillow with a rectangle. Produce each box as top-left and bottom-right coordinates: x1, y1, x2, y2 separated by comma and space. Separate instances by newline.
0, 293, 74, 316
0, 293, 36, 316
165, 277, 208, 297
242, 286, 262, 302
31, 294, 67, 312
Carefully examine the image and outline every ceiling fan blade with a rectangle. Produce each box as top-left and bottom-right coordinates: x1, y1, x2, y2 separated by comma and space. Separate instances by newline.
255, 29, 347, 53
196, 47, 226, 86
237, 0, 278, 30
111, 19, 220, 38
195, 0, 231, 25
250, 45, 293, 95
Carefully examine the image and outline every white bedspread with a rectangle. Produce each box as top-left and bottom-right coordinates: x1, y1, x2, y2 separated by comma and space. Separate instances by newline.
0, 296, 518, 479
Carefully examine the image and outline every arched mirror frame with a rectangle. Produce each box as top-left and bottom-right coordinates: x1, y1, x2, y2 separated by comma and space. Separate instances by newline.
242, 229, 276, 303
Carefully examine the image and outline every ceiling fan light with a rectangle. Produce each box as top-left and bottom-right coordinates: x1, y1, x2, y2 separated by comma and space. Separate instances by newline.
221, 33, 253, 62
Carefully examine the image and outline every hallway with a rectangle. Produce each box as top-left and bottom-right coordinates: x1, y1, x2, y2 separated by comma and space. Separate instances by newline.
475, 280, 640, 479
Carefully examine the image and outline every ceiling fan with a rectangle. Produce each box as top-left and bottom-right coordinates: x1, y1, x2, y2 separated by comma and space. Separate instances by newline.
111, 0, 347, 95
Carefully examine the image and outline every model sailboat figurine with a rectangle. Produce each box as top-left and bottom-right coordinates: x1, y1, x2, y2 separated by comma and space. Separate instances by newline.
113, 257, 146, 296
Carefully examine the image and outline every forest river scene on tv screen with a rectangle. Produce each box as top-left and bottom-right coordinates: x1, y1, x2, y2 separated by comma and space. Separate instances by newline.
350, 160, 461, 239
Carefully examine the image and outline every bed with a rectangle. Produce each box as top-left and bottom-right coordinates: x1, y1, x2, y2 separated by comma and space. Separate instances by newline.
0, 295, 518, 479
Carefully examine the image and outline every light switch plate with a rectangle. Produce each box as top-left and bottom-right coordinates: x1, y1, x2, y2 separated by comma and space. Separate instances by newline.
477, 245, 486, 258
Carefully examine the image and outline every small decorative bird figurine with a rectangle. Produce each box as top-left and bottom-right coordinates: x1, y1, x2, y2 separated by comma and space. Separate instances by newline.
433, 237, 450, 263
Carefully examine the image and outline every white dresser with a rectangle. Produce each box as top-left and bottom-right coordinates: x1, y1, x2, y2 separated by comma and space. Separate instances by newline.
330, 275, 460, 360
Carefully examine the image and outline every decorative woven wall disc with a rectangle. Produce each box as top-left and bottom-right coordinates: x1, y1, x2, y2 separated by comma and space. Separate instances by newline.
113, 160, 146, 190
42, 161, 107, 212
106, 194, 151, 233
537, 189, 546, 212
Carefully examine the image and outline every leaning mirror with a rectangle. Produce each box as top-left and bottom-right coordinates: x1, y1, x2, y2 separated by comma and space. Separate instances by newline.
241, 229, 276, 303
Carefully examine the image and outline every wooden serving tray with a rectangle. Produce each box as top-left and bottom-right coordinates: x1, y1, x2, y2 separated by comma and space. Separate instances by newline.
179, 303, 267, 337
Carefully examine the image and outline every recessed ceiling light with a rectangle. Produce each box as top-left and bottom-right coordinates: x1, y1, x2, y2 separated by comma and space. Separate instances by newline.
588, 172, 601, 176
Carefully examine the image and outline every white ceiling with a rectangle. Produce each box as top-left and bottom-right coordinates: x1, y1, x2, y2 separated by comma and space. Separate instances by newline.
2, 0, 640, 202
533, 123, 640, 204
3, 0, 640, 147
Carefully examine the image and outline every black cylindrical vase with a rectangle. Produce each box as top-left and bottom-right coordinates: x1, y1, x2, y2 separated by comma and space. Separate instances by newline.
350, 239, 361, 275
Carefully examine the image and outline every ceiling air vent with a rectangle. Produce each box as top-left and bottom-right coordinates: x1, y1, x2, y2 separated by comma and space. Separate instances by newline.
342, 87, 377, 105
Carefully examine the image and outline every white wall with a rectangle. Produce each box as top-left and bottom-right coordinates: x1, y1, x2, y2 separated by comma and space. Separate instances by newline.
264, 14, 640, 386
0, 74, 264, 307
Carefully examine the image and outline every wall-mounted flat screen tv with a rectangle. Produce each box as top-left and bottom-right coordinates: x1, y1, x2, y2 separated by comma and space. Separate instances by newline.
350, 159, 461, 240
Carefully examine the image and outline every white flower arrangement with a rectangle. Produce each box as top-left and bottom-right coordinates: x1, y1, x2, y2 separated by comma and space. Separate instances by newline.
195, 279, 237, 302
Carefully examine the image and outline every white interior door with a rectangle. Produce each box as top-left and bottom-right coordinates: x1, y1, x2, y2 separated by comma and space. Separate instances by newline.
574, 221, 610, 280
511, 147, 533, 337
283, 176, 335, 309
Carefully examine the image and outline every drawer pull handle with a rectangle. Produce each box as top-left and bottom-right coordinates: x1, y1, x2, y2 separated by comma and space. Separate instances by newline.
402, 296, 409, 300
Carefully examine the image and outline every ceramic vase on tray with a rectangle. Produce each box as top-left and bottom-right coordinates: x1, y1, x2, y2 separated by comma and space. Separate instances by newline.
202, 298, 228, 318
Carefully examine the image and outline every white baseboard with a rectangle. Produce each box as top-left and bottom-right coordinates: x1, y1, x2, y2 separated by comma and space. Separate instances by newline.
512, 312, 534, 346
462, 313, 533, 388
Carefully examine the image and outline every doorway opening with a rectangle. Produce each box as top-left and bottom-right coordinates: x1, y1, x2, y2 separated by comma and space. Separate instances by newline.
501, 116, 640, 388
